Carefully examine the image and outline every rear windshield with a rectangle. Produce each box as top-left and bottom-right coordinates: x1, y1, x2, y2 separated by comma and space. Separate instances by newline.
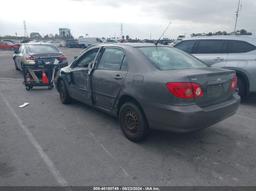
138, 47, 207, 70
26, 44, 59, 54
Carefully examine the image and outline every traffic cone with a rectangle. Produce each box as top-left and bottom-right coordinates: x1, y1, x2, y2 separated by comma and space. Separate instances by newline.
42, 71, 49, 84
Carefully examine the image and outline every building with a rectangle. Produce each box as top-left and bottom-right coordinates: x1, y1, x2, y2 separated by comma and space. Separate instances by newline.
59, 28, 72, 39
30, 32, 42, 39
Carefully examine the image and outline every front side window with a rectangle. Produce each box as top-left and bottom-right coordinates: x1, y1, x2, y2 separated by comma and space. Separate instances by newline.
175, 40, 196, 53
139, 47, 207, 70
75, 48, 99, 68
195, 40, 227, 54
227, 40, 255, 53
97, 48, 125, 70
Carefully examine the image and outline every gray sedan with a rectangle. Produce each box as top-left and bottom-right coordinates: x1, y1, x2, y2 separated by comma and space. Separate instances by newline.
55, 43, 240, 142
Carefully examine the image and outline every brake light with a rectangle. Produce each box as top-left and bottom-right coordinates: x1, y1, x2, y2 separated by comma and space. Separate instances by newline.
58, 55, 67, 62
25, 56, 35, 61
25, 56, 35, 64
166, 82, 204, 99
230, 74, 238, 92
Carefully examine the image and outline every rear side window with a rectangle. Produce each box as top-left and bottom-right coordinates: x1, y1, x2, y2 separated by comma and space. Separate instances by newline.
139, 47, 207, 70
227, 40, 255, 53
175, 40, 196, 53
97, 48, 125, 70
195, 40, 227, 54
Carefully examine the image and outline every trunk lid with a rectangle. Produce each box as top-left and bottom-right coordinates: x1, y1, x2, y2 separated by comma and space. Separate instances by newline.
31, 53, 62, 65
185, 68, 235, 107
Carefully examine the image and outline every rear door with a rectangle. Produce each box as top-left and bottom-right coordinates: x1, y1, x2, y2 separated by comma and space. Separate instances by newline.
91, 47, 127, 110
226, 40, 256, 66
174, 40, 196, 54
69, 48, 99, 104
193, 40, 228, 66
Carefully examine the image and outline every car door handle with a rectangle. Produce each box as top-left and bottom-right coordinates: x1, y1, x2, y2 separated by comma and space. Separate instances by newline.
114, 74, 123, 80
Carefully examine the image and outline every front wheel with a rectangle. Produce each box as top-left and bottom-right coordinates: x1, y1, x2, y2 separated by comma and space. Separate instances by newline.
58, 80, 72, 104
119, 102, 148, 142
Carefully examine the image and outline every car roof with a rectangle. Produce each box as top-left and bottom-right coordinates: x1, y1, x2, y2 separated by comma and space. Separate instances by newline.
182, 35, 256, 46
93, 43, 168, 49
23, 43, 57, 46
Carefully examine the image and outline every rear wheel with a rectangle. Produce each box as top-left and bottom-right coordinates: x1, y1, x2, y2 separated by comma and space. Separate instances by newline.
119, 102, 148, 142
48, 84, 54, 90
25, 85, 32, 91
237, 77, 246, 98
58, 80, 72, 104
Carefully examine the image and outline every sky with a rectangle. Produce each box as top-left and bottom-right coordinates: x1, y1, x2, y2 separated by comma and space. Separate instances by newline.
0, 0, 255, 39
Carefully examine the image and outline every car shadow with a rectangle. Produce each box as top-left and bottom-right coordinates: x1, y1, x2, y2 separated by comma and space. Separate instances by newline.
65, 99, 255, 185
71, 100, 240, 154
241, 93, 256, 106
70, 99, 240, 149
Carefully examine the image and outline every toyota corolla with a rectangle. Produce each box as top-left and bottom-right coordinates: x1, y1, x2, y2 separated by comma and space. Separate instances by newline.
55, 43, 240, 142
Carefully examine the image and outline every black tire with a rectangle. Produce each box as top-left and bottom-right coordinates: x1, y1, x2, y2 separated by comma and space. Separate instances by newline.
237, 77, 246, 98
119, 102, 148, 142
58, 80, 72, 104
25, 86, 32, 91
48, 84, 54, 90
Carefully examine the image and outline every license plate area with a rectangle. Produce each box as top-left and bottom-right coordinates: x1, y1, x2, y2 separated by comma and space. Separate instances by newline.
207, 84, 224, 98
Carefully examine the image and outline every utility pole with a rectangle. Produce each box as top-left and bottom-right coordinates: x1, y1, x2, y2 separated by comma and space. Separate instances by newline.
120, 23, 123, 38
234, 0, 242, 33
23, 20, 28, 37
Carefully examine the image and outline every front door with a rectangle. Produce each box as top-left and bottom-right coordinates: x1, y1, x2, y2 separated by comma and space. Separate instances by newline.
69, 48, 99, 104
92, 47, 127, 110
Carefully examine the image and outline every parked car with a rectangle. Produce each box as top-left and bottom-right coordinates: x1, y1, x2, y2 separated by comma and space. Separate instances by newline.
78, 37, 103, 48
174, 36, 256, 98
65, 39, 80, 48
0, 40, 20, 50
13, 43, 68, 71
55, 43, 240, 142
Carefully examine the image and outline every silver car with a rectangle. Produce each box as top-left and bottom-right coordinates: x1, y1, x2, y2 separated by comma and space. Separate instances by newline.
13, 43, 68, 71
174, 36, 256, 98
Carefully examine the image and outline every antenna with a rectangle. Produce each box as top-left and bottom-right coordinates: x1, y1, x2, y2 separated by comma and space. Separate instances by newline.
155, 21, 171, 46
234, 0, 242, 33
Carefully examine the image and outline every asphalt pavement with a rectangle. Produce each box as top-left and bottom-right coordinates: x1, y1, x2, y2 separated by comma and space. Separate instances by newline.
0, 48, 256, 186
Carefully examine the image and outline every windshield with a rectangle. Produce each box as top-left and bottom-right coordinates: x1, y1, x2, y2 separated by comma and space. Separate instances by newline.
138, 47, 207, 70
26, 44, 59, 54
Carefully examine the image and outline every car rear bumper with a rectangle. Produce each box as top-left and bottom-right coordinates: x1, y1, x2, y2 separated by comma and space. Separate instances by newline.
145, 94, 240, 132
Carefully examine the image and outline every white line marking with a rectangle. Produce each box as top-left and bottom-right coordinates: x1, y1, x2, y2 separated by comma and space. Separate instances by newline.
120, 167, 129, 177
89, 131, 130, 177
0, 91, 69, 187
0, 77, 22, 81
236, 114, 256, 122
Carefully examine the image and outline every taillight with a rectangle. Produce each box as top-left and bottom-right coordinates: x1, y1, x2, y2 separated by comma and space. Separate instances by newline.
25, 56, 35, 64
166, 82, 204, 99
230, 74, 238, 92
58, 55, 67, 62
25, 56, 35, 60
